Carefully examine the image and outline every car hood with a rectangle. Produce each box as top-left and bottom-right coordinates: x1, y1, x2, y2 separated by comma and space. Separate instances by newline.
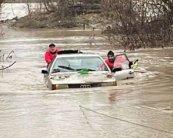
49, 71, 115, 84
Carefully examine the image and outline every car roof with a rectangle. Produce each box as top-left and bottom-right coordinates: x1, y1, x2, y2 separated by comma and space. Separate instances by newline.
55, 50, 102, 58
56, 53, 101, 58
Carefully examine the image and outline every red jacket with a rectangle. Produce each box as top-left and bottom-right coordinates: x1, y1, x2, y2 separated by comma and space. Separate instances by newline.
105, 59, 114, 70
45, 48, 61, 64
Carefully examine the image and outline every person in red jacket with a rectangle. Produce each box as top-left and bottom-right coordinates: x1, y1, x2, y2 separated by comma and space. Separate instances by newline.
45, 43, 61, 65
105, 50, 115, 71
105, 50, 133, 72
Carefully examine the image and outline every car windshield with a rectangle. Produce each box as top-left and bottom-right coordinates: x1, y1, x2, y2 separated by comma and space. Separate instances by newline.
51, 56, 109, 73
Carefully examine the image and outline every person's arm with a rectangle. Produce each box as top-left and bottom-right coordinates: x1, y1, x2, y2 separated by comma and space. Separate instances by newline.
56, 48, 61, 54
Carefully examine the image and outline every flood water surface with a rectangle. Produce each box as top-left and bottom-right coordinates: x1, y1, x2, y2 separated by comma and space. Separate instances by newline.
0, 27, 173, 138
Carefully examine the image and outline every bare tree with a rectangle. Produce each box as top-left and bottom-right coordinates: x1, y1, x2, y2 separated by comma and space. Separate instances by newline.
26, 0, 32, 18
101, 0, 173, 50
0, 0, 4, 38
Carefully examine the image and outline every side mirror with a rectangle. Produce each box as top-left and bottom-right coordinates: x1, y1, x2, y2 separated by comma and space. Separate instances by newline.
41, 69, 48, 74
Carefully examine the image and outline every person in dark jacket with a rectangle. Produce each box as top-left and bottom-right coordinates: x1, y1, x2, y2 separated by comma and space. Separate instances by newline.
45, 43, 61, 65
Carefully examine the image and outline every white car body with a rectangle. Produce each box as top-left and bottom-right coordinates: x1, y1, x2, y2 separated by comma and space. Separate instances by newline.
114, 69, 134, 80
42, 53, 117, 90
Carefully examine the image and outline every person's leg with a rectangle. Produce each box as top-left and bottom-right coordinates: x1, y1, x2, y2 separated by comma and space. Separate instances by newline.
129, 61, 133, 68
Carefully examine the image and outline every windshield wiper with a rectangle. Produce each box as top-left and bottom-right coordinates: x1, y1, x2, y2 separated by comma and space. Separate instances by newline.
58, 65, 75, 71
76, 68, 96, 71
58, 66, 96, 71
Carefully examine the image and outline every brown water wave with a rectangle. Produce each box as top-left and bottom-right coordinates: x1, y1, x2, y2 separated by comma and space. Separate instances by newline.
0, 28, 173, 138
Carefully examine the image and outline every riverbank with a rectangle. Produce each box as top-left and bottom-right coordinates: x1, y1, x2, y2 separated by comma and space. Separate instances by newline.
0, 2, 102, 30
8, 13, 101, 30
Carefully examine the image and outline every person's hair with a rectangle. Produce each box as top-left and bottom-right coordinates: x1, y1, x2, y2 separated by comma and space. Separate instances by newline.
107, 50, 114, 57
49, 43, 55, 47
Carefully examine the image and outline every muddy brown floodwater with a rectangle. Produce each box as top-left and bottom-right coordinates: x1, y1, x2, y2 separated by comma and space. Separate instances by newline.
0, 26, 173, 138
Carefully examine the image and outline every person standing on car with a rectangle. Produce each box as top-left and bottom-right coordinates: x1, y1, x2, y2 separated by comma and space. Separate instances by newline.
45, 43, 61, 65
105, 50, 115, 71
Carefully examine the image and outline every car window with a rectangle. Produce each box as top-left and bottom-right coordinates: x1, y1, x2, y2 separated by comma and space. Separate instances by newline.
51, 56, 109, 73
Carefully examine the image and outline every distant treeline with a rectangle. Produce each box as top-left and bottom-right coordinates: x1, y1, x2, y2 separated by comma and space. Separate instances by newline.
4, 0, 100, 3
4, 0, 42, 3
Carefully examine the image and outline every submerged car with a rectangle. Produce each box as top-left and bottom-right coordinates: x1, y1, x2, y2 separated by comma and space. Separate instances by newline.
41, 50, 117, 90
